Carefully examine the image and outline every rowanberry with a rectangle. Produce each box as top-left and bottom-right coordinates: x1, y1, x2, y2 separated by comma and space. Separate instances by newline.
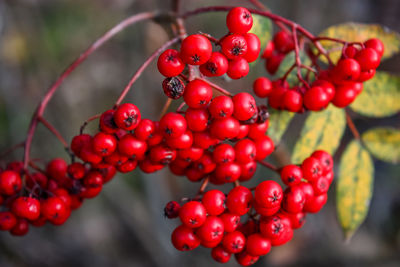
208, 95, 234, 119
171, 224, 201, 251
200, 52, 229, 77
179, 201, 207, 228
211, 245, 231, 263
221, 34, 248, 60
226, 186, 253, 216
243, 33, 261, 62
227, 57, 249, 79
226, 7, 253, 34
246, 233, 271, 256
202, 190, 226, 215
253, 77, 273, 98
157, 49, 185, 77
180, 34, 212, 65
280, 164, 303, 186
113, 103, 141, 131
183, 79, 213, 109
162, 77, 185, 99
0, 170, 22, 196
159, 112, 187, 138
255, 180, 283, 209
222, 230, 246, 253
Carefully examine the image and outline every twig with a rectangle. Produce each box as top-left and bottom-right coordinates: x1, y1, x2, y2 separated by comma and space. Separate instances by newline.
257, 160, 279, 172
196, 77, 232, 96
159, 98, 173, 120
38, 117, 68, 148
345, 110, 360, 140
80, 113, 101, 134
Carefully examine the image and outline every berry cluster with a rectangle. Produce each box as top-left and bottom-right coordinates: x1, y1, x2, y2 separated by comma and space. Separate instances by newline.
257, 33, 383, 112
165, 150, 333, 266
158, 7, 260, 82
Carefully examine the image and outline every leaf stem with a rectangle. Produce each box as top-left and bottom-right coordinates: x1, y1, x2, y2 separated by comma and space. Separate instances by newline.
345, 110, 361, 140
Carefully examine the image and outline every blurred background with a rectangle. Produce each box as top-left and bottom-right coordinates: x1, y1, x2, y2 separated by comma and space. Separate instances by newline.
0, 0, 399, 266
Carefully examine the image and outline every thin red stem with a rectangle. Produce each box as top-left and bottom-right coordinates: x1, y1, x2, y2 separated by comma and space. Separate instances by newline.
198, 32, 220, 44
345, 110, 360, 140
114, 37, 180, 107
257, 160, 279, 172
23, 11, 158, 171
80, 113, 101, 134
198, 177, 209, 195
159, 98, 173, 120
292, 25, 310, 88
38, 117, 68, 148
176, 102, 186, 113
196, 77, 232, 96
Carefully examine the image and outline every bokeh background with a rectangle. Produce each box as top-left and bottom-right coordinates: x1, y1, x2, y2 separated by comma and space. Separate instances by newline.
0, 0, 399, 266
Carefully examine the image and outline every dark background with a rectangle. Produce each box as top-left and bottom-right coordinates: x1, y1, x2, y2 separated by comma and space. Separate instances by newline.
0, 0, 399, 266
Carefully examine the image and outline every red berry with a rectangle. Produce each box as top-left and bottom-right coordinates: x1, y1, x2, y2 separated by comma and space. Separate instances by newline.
134, 119, 155, 141
227, 58, 249, 79
259, 213, 291, 240
46, 158, 67, 182
70, 134, 91, 156
262, 40, 274, 59
185, 108, 210, 132
0, 211, 17, 230
113, 103, 141, 131
282, 211, 306, 229
180, 34, 212, 65
149, 145, 176, 164
221, 34, 248, 60
208, 95, 234, 119
247, 121, 269, 140
304, 86, 330, 111
280, 164, 303, 186
334, 58, 361, 81
332, 84, 357, 107
354, 48, 381, 71
222, 231, 246, 253
164, 201, 180, 219
254, 135, 274, 161
10, 218, 29, 236
283, 90, 303, 112
162, 77, 185, 99
138, 159, 164, 173
99, 109, 118, 134
243, 33, 261, 62
358, 69, 376, 82
211, 245, 231, 263
157, 49, 185, 77
237, 124, 250, 139
282, 186, 306, 213
235, 251, 259, 266
302, 156, 323, 182
274, 31, 295, 53
116, 159, 138, 173
52, 188, 72, 207
311, 176, 330, 196
265, 51, 285, 75
246, 233, 271, 256
0, 170, 22, 196
118, 134, 147, 159
364, 38, 384, 58
183, 79, 213, 109
179, 201, 207, 228
92, 132, 117, 156
232, 92, 257, 121
193, 131, 219, 149
268, 86, 287, 109
234, 138, 256, 164
253, 201, 280, 217
210, 117, 240, 140
202, 190, 226, 215
311, 150, 333, 173
213, 143, 235, 164
312, 80, 336, 101
171, 224, 201, 251
196, 216, 225, 242
214, 162, 241, 183
82, 171, 103, 198
177, 147, 203, 162
226, 186, 253, 216
159, 112, 187, 138
255, 180, 283, 209
253, 77, 273, 98
200, 51, 229, 77
11, 197, 41, 221
220, 213, 240, 232
226, 7, 253, 34
166, 130, 193, 149
41, 197, 69, 224
303, 193, 327, 213
239, 161, 257, 182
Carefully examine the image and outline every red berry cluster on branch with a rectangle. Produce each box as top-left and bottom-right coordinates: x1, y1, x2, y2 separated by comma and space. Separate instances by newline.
165, 150, 333, 266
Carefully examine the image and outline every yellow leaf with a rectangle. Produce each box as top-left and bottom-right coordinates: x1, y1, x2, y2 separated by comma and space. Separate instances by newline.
291, 105, 346, 164
267, 109, 295, 144
318, 23, 400, 63
337, 140, 374, 241
350, 71, 400, 117
249, 14, 272, 56
362, 127, 400, 163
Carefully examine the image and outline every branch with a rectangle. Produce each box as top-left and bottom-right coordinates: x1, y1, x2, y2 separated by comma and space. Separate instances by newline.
38, 117, 68, 148
257, 160, 279, 172
196, 77, 232, 96
345, 110, 360, 140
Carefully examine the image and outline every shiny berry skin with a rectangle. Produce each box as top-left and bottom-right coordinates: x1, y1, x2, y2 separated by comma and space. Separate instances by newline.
243, 33, 261, 62
10, 218, 29, 236
311, 150, 333, 173
208, 95, 234, 119
247, 121, 268, 140
177, 147, 203, 162
213, 143, 235, 164
334, 58, 361, 81
221, 34, 248, 60
253, 201, 280, 217
298, 182, 315, 204
214, 162, 241, 183
227, 57, 249, 79
210, 117, 240, 140
117, 159, 137, 174
354, 48, 381, 71
253, 77, 272, 98
82, 171, 103, 198
157, 49, 185, 77
193, 131, 219, 149
282, 186, 306, 213
235, 251, 259, 266
254, 135, 274, 161
118, 134, 147, 159
226, 186, 253, 216
246, 233, 271, 256
343, 45, 359, 58
70, 134, 92, 156
11, 197, 41, 221
52, 188, 72, 207
302, 156, 323, 182
304, 86, 330, 111
139, 159, 164, 173
180, 34, 212, 65
283, 90, 303, 112
358, 69, 376, 82
159, 112, 187, 138
171, 224, 201, 251
332, 84, 357, 107
364, 38, 384, 58
239, 161, 257, 182
311, 176, 330, 196
255, 180, 283, 209
196, 216, 225, 242
104, 151, 128, 166
179, 201, 207, 228
149, 145, 176, 164
164, 201, 180, 219
211, 245, 231, 263
41, 197, 69, 223
185, 108, 209, 132
202, 190, 226, 215
280, 164, 303, 186
220, 213, 240, 232
234, 139, 256, 164
265, 51, 285, 75
222, 231, 246, 254
312, 79, 336, 101
46, 158, 67, 181
226, 7, 253, 34
134, 119, 155, 141
162, 77, 185, 99
183, 79, 213, 109
113, 103, 141, 131
282, 211, 306, 229
166, 130, 193, 149
92, 132, 117, 156
0, 170, 22, 196
200, 51, 229, 77
0, 211, 17, 230
303, 193, 327, 213
273, 31, 294, 53
232, 92, 257, 121
270, 225, 293, 246
262, 40, 274, 59
268, 85, 287, 109
99, 109, 118, 134
259, 213, 291, 240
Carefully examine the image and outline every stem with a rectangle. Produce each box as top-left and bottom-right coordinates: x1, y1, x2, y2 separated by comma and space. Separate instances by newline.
114, 37, 180, 107
198, 32, 220, 44
38, 117, 68, 148
80, 113, 101, 134
176, 102, 186, 113
198, 177, 209, 195
345, 110, 360, 140
247, 0, 289, 33
292, 25, 309, 88
23, 11, 158, 171
257, 160, 279, 172
196, 77, 232, 96
159, 98, 173, 120
234, 180, 240, 187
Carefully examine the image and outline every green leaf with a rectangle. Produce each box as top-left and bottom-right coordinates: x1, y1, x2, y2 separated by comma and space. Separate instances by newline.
276, 51, 313, 86
337, 140, 374, 241
291, 105, 346, 164
362, 127, 400, 163
267, 109, 295, 144
249, 14, 272, 58
318, 23, 400, 63
350, 71, 400, 117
